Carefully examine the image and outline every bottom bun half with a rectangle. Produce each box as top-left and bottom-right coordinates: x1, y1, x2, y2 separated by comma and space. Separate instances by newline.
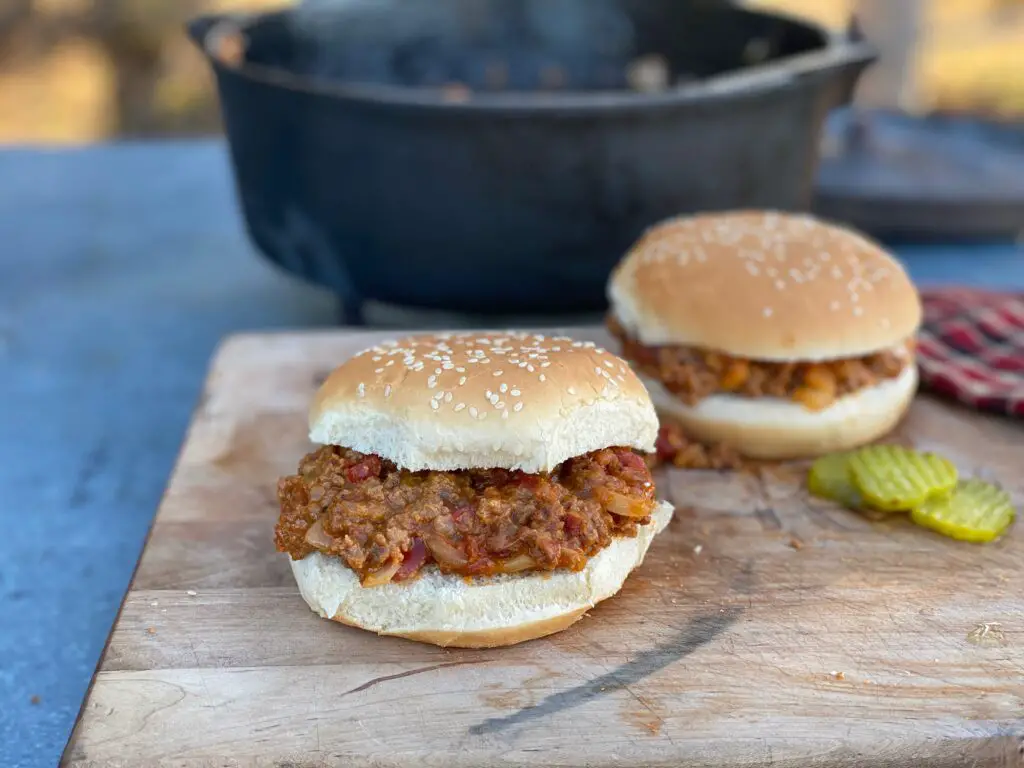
646, 365, 918, 460
290, 501, 674, 648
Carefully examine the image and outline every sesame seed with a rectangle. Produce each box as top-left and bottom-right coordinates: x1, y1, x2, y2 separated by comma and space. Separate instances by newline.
430, 400, 439, 410
527, 365, 534, 372
374, 368, 384, 374
502, 411, 509, 419
567, 387, 577, 395
489, 394, 499, 405
384, 384, 392, 398
499, 383, 508, 393
444, 392, 453, 403
434, 368, 442, 375
357, 383, 365, 398
539, 374, 546, 382
514, 402, 524, 412
469, 407, 478, 418
493, 370, 503, 377
458, 377, 467, 386
454, 403, 466, 412
511, 389, 521, 396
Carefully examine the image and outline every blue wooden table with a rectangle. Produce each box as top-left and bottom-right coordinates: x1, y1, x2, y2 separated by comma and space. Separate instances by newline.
0, 140, 1021, 768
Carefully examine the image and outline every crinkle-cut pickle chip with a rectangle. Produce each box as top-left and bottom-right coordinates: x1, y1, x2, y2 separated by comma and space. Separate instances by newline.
911, 479, 1016, 543
849, 445, 958, 511
808, 453, 865, 510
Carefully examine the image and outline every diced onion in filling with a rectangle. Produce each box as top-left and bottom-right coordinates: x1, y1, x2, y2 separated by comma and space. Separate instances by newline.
304, 520, 334, 549
423, 531, 469, 568
361, 558, 402, 587
596, 488, 652, 518
493, 554, 537, 573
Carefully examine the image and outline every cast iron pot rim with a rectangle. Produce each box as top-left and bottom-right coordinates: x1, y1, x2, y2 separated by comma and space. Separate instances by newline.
189, 8, 875, 115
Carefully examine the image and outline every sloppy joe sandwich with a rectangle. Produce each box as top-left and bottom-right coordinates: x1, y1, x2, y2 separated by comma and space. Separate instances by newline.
607, 211, 922, 460
275, 332, 673, 648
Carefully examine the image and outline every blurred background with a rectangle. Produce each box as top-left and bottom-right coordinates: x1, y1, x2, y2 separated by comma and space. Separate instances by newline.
2, 0, 1023, 144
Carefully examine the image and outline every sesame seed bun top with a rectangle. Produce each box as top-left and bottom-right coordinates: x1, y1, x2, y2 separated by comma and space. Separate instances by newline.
607, 211, 922, 361
309, 332, 658, 472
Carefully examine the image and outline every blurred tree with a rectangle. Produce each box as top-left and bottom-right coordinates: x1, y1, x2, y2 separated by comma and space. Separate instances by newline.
0, 0, 285, 140
0, 0, 32, 33
990, 0, 1024, 21
1, 0, 1021, 142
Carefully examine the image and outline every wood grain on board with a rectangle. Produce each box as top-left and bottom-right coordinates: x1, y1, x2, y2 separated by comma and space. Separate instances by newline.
63, 328, 1024, 767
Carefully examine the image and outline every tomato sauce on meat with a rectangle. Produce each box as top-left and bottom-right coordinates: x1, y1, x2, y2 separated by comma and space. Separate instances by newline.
607, 314, 908, 411
275, 446, 657, 586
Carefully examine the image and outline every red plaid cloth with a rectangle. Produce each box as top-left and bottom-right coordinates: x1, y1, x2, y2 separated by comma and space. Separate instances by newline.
917, 289, 1024, 417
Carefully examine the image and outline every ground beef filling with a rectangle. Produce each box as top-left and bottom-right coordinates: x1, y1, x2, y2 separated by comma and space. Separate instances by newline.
607, 315, 908, 411
275, 446, 657, 585
651, 423, 745, 471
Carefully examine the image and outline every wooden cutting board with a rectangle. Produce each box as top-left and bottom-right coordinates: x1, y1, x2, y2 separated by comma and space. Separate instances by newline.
63, 328, 1024, 767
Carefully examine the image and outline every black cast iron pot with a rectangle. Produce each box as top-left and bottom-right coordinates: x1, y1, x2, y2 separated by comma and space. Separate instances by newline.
189, 0, 874, 323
